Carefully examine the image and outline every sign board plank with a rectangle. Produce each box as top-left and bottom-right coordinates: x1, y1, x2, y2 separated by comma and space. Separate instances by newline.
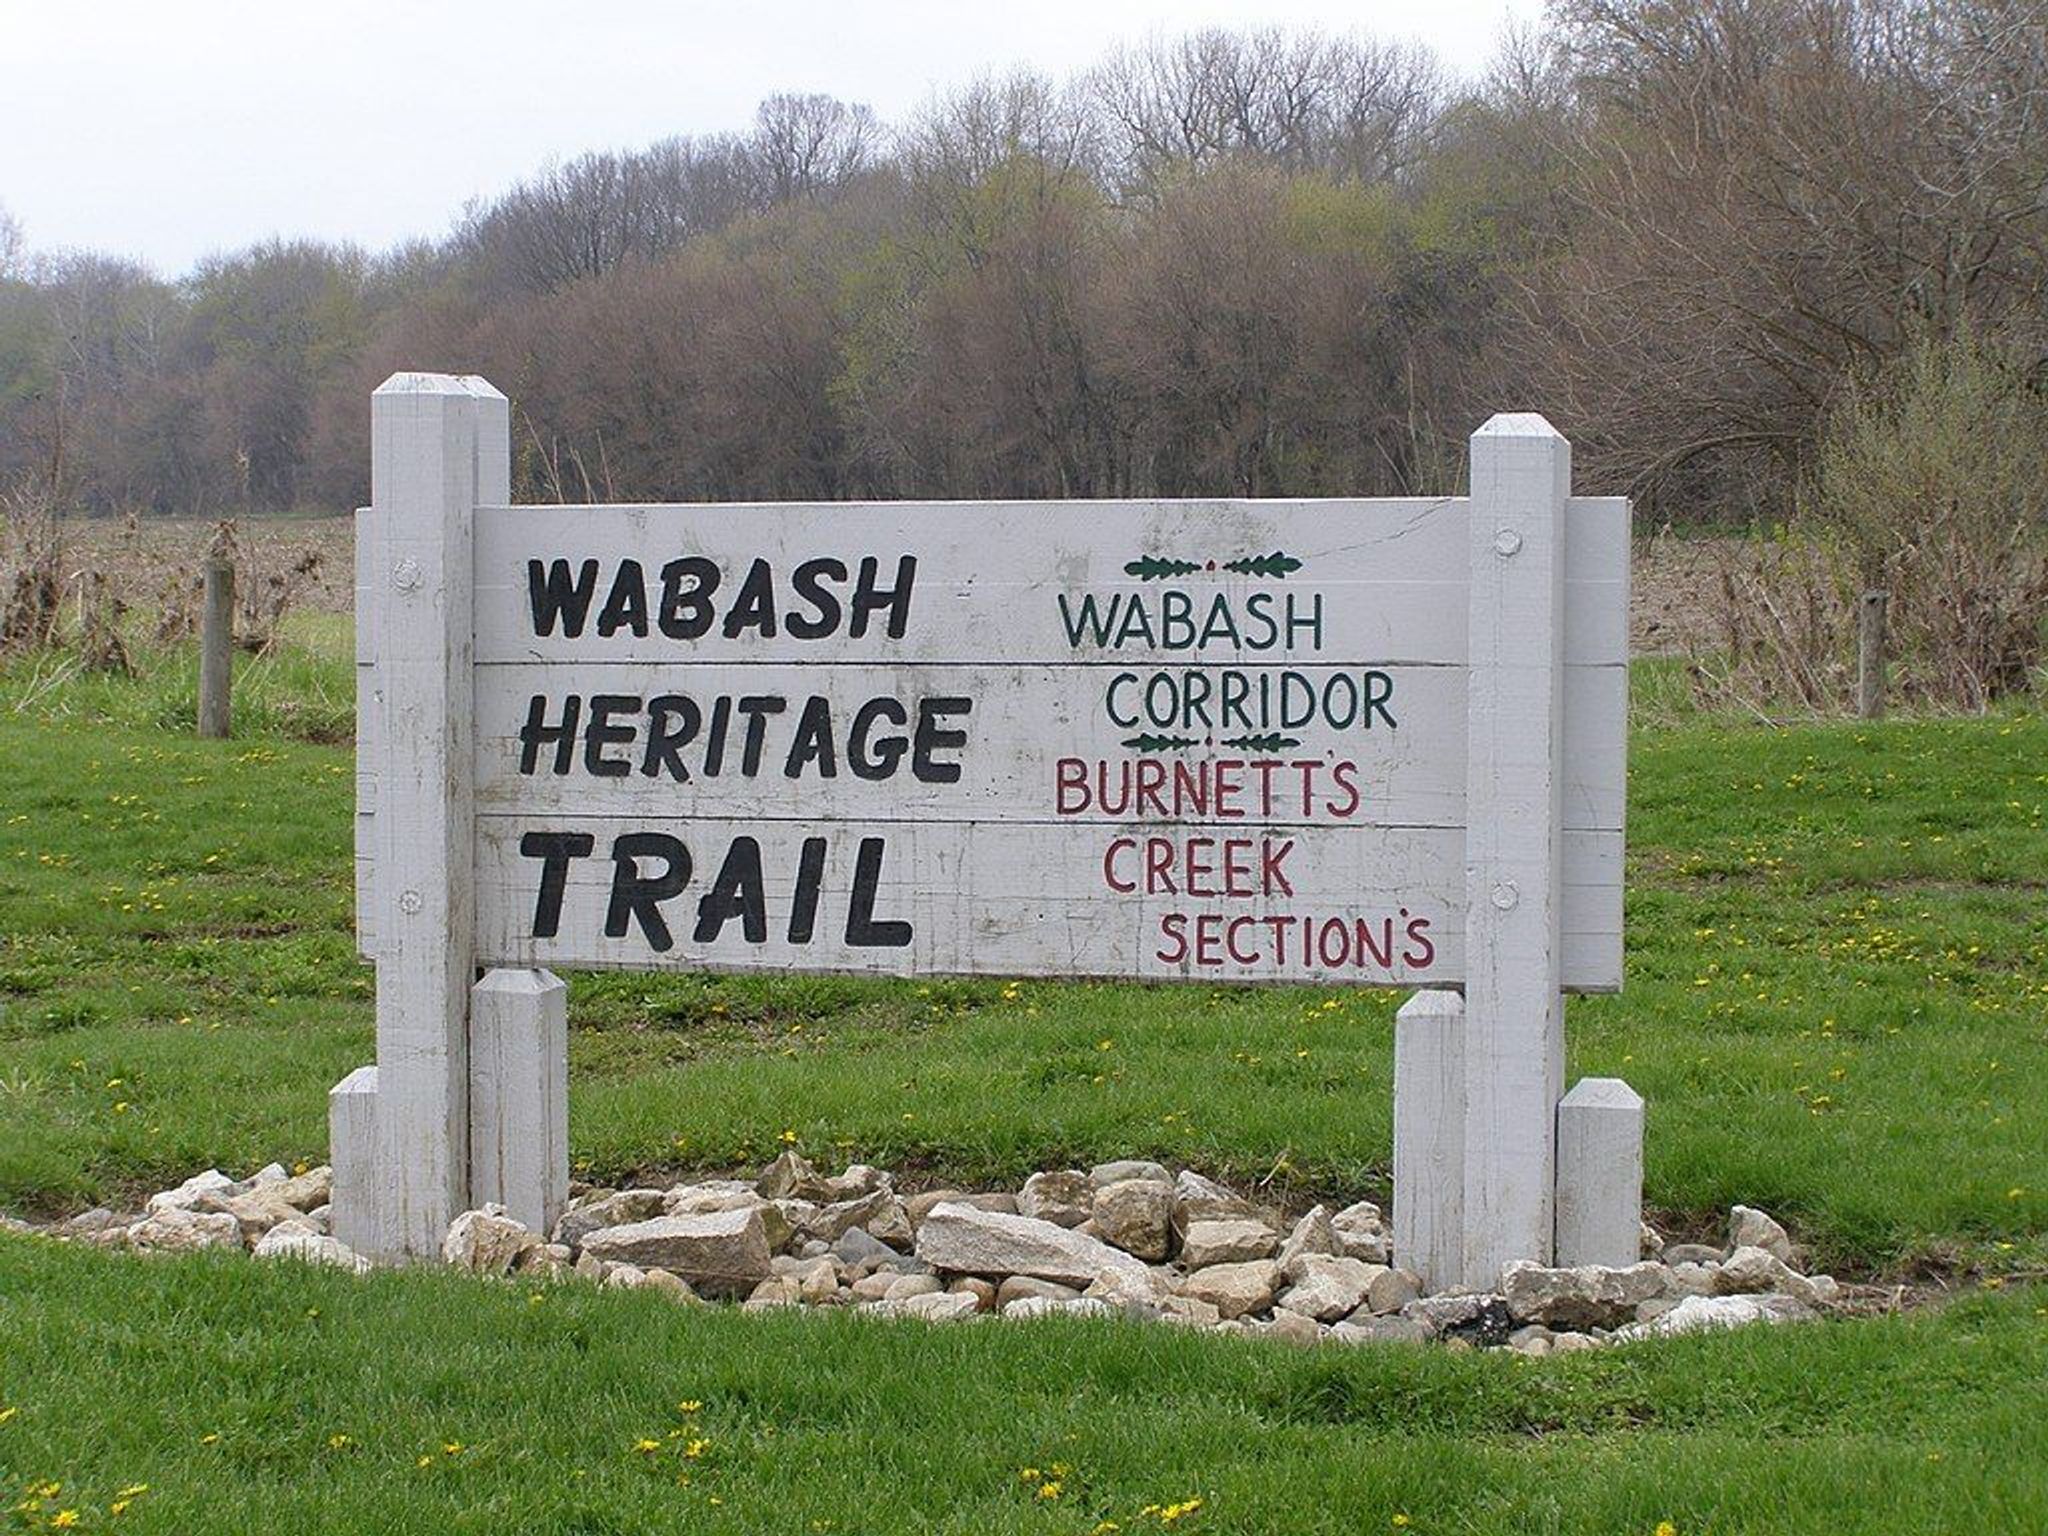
470, 659, 1626, 832
472, 497, 1627, 667
472, 814, 1619, 985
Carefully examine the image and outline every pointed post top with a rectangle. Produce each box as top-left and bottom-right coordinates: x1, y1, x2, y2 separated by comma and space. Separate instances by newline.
373, 371, 504, 401
1472, 411, 1564, 441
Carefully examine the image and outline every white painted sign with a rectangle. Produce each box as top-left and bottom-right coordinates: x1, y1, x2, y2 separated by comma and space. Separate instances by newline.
338, 374, 1631, 1283
361, 498, 1625, 989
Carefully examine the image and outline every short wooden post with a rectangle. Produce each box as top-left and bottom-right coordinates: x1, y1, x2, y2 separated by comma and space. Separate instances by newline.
1462, 414, 1570, 1288
197, 558, 233, 739
1554, 1078, 1643, 1267
1393, 990, 1465, 1291
469, 968, 569, 1238
1856, 589, 1887, 720
328, 1065, 381, 1256
356, 372, 508, 1261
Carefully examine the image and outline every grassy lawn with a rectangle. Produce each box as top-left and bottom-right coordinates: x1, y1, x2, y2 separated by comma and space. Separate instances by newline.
2, 1236, 2045, 1535
0, 632, 2044, 1531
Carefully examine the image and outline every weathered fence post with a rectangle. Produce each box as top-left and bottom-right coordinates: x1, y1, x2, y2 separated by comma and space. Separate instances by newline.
338, 373, 508, 1261
1393, 989, 1466, 1291
469, 967, 569, 1238
1554, 1078, 1644, 1267
1461, 414, 1571, 1288
197, 557, 233, 739
1857, 589, 1888, 720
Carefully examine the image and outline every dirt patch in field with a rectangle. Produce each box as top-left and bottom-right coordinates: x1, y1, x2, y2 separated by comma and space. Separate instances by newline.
52, 514, 355, 617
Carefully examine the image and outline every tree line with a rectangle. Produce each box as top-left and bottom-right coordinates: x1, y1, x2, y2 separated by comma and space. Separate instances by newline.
2, 0, 2043, 526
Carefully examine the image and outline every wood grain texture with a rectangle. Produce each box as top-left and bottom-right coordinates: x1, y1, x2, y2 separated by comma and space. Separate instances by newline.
1393, 989, 1465, 1291
468, 968, 568, 1238
470, 814, 1620, 985
361, 372, 506, 1260
1554, 1077, 1645, 1268
1461, 414, 1572, 1286
327, 1065, 380, 1258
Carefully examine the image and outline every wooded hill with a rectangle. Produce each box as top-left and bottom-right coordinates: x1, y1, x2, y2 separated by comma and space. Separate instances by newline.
2, 0, 2043, 527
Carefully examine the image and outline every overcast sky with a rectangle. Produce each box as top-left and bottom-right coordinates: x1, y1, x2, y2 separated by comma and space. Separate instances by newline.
1, 0, 1544, 276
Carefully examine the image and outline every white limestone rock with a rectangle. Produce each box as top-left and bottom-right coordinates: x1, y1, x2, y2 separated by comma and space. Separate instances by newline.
1276, 1206, 1342, 1275
253, 1224, 372, 1274
1500, 1259, 1671, 1329
1277, 1256, 1387, 1322
1091, 1178, 1172, 1261
1017, 1170, 1095, 1229
582, 1208, 773, 1297
1179, 1217, 1278, 1269
554, 1189, 667, 1248
1618, 1292, 1812, 1340
1729, 1205, 1794, 1264
127, 1206, 245, 1254
1366, 1266, 1422, 1315
145, 1169, 242, 1215
1180, 1259, 1282, 1320
915, 1203, 1153, 1289
443, 1206, 539, 1275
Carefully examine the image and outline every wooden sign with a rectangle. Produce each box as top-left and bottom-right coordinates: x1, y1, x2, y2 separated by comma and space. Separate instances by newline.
338, 374, 1630, 1287
361, 498, 1624, 989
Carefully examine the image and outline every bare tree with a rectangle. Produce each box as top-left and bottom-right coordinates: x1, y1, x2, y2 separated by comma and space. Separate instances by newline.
1089, 28, 1443, 195
0, 203, 23, 281
750, 93, 883, 203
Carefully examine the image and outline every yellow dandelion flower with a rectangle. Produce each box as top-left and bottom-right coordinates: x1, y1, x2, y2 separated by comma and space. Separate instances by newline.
416, 1455, 434, 1469
1392, 1518, 1411, 1530
684, 1438, 710, 1459
1160, 1499, 1204, 1524
1655, 1524, 1678, 1536
327, 1433, 354, 1449
677, 1400, 702, 1414
634, 1438, 662, 1454
1037, 1481, 1062, 1500
199, 1432, 220, 1445
52, 1512, 80, 1529
0, 1407, 16, 1425
442, 1442, 464, 1456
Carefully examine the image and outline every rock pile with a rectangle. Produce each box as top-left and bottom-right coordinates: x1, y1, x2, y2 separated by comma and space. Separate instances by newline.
11, 1153, 1849, 1351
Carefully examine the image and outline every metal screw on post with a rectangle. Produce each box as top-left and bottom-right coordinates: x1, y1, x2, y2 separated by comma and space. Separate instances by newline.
1856, 590, 1888, 721
197, 557, 234, 739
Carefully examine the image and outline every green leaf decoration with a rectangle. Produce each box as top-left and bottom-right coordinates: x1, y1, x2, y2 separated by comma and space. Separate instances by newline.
1121, 733, 1200, 753
1219, 733, 1302, 752
1124, 555, 1203, 581
1222, 550, 1303, 579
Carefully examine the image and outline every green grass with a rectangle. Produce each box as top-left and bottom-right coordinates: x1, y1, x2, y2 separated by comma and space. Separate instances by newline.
2, 1234, 2045, 1535
1, 635, 2045, 1529
2, 641, 2041, 1274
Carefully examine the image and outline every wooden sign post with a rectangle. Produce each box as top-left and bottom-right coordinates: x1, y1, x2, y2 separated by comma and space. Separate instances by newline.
339, 372, 1632, 1284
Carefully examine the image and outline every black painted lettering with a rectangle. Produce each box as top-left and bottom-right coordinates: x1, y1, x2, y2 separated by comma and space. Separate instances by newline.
693, 837, 768, 944
911, 697, 972, 784
641, 695, 699, 780
596, 560, 649, 637
604, 832, 692, 951
849, 555, 916, 639
519, 830, 595, 939
527, 559, 599, 638
518, 693, 580, 776
845, 836, 911, 947
786, 558, 846, 640
583, 694, 640, 777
